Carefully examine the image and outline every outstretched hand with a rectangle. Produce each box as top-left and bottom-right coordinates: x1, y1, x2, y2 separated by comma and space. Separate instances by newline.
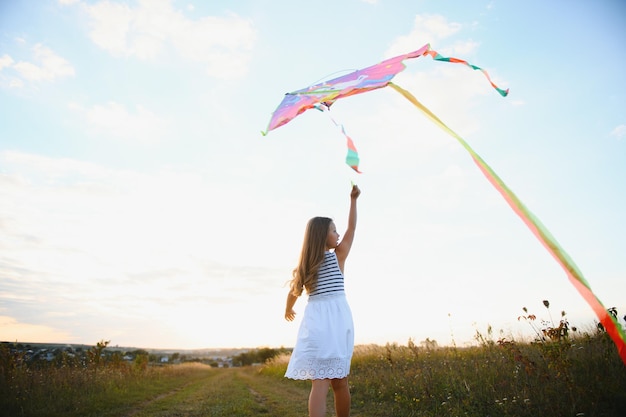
350, 184, 361, 199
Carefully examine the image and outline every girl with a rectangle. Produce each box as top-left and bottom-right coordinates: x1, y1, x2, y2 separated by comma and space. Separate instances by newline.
284, 184, 361, 417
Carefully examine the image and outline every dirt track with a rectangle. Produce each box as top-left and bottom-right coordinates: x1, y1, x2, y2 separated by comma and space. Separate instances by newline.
124, 367, 317, 417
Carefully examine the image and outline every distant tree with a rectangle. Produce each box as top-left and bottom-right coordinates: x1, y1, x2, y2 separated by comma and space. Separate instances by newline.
87, 340, 110, 369
109, 351, 126, 369
132, 349, 149, 356
232, 347, 290, 366
134, 353, 149, 371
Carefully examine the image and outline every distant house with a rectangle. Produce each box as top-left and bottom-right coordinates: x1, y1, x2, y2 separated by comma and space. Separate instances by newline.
160, 356, 169, 363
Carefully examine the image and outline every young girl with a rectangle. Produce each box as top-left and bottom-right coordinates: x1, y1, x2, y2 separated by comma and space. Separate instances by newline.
284, 184, 361, 417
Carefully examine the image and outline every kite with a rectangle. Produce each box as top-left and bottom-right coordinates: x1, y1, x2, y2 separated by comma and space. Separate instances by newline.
262, 43, 626, 365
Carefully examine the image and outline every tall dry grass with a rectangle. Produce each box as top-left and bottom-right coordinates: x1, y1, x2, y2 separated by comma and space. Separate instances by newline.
0, 342, 212, 417
263, 302, 626, 416
2, 302, 625, 416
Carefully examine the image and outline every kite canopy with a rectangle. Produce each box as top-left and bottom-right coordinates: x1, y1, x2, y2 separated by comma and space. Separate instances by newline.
262, 44, 626, 365
264, 44, 430, 133
263, 43, 507, 135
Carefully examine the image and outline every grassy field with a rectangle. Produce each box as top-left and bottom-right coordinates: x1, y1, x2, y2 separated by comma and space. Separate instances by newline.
0, 359, 316, 417
262, 332, 626, 417
2, 331, 626, 416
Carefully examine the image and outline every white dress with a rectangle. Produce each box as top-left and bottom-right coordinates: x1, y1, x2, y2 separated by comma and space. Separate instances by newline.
285, 251, 354, 380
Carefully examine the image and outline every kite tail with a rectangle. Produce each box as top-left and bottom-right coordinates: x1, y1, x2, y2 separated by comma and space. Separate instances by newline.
388, 82, 626, 365
315, 105, 362, 173
424, 49, 509, 97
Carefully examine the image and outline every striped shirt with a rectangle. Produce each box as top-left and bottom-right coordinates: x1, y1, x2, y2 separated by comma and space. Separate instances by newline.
309, 251, 345, 298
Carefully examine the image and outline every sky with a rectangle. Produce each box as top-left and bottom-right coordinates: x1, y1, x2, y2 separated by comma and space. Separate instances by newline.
1, 0, 625, 351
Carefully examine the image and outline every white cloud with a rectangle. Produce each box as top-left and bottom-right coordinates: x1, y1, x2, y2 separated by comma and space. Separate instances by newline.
377, 13, 508, 137
386, 14, 463, 57
0, 54, 14, 70
68, 101, 169, 142
86, 1, 135, 57
8, 79, 24, 88
0, 150, 298, 346
1, 150, 114, 182
450, 39, 480, 56
610, 124, 626, 139
0, 150, 295, 271
84, 0, 256, 79
11, 44, 75, 82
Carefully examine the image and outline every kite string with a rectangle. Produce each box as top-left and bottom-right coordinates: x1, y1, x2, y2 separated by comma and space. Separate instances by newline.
387, 82, 626, 365
315, 104, 362, 173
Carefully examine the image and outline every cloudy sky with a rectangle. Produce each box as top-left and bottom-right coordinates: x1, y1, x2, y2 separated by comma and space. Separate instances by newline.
1, 0, 625, 350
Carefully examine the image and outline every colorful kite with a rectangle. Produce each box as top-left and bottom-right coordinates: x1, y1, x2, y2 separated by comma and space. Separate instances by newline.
263, 43, 626, 365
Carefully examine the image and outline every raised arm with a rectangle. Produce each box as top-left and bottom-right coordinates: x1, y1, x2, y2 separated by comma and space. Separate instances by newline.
334, 184, 360, 270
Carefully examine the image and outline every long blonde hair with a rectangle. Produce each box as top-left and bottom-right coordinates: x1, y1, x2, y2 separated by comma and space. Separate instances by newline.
289, 217, 332, 296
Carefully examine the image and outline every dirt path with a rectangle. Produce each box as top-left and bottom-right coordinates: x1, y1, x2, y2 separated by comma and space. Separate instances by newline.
124, 367, 315, 417
124, 381, 195, 417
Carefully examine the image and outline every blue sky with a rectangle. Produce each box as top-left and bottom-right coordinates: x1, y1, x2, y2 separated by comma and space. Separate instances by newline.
1, 0, 625, 350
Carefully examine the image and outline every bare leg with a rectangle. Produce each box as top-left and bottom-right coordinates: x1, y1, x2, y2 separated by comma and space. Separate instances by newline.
331, 377, 351, 417
309, 379, 331, 417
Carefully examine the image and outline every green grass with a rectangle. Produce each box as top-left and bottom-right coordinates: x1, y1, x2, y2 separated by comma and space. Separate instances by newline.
2, 332, 625, 416
0, 360, 215, 417
0, 346, 313, 417
263, 332, 626, 416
